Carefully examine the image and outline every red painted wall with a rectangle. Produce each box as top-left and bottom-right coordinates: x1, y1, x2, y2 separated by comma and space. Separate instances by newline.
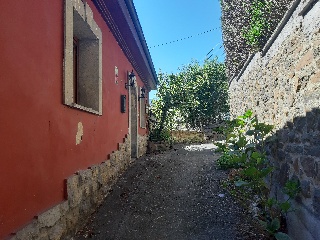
0, 1, 147, 238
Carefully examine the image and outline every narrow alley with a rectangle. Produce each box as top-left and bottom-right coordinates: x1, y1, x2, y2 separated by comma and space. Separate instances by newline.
74, 144, 264, 240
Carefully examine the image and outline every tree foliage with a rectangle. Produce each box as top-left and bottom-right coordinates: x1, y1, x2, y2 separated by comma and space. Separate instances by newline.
150, 59, 229, 141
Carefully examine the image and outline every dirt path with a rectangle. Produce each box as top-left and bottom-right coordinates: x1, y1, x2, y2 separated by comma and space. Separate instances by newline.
74, 143, 262, 240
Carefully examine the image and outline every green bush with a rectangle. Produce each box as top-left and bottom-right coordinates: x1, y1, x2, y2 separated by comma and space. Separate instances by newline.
242, 0, 272, 51
216, 110, 300, 239
217, 152, 244, 170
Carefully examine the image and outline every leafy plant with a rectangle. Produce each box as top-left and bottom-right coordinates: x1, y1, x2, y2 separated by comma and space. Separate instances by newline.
216, 110, 300, 239
242, 0, 272, 51
216, 152, 243, 170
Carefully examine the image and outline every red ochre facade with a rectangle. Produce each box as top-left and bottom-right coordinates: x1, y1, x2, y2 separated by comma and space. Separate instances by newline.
0, 1, 153, 238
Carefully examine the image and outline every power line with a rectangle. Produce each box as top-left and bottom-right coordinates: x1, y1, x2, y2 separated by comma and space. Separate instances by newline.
216, 51, 226, 61
206, 42, 222, 56
149, 27, 221, 49
205, 43, 224, 60
211, 45, 224, 56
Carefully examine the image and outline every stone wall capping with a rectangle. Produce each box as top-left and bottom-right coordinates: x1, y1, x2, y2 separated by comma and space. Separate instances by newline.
262, 0, 302, 57
229, 53, 255, 85
13, 219, 41, 240
299, 0, 319, 16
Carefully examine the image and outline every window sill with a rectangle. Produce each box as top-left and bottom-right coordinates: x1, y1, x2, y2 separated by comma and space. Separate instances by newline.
66, 103, 102, 116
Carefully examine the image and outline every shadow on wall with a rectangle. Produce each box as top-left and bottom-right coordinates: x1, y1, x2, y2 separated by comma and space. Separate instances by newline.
266, 107, 320, 239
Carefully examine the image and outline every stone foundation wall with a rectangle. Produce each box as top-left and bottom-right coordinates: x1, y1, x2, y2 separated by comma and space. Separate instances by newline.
138, 134, 148, 158
11, 135, 132, 240
229, 1, 320, 239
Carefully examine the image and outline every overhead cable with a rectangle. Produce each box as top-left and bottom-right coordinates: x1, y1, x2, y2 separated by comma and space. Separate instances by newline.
205, 44, 224, 60
149, 27, 221, 48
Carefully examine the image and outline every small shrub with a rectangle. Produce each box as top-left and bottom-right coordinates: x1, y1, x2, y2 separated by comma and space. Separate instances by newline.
217, 152, 243, 170
242, 0, 272, 51
216, 110, 300, 239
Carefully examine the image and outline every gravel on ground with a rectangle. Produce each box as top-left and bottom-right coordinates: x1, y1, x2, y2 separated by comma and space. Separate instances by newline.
74, 143, 268, 240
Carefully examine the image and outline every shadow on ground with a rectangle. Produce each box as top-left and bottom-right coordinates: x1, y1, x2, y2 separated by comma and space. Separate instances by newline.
74, 143, 266, 240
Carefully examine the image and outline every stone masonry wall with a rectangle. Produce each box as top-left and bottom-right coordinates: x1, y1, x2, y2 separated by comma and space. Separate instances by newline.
229, 1, 320, 239
10, 135, 132, 240
138, 134, 148, 158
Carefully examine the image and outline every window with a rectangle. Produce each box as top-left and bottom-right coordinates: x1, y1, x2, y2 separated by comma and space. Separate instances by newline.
64, 0, 102, 115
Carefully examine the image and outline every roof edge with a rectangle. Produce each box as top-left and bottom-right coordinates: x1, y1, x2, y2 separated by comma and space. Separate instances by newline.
124, 0, 158, 86
93, 0, 158, 90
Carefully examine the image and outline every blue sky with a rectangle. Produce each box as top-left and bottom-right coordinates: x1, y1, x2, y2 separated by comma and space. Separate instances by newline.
133, 0, 224, 101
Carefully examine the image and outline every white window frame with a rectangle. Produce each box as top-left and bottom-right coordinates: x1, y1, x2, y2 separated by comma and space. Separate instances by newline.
63, 0, 103, 115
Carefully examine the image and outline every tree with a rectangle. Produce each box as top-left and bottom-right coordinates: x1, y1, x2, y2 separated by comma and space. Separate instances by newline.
150, 58, 229, 141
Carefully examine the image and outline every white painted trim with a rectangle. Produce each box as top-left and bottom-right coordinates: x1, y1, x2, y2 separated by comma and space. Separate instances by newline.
63, 0, 102, 115
128, 84, 138, 158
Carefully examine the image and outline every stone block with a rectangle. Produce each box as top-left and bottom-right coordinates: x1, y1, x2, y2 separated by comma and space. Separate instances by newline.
288, 131, 301, 143
90, 165, 100, 179
285, 144, 304, 154
287, 121, 294, 130
66, 174, 82, 208
300, 180, 312, 198
36, 231, 50, 240
279, 163, 290, 186
77, 169, 93, 186
316, 59, 320, 69
313, 188, 320, 215
38, 204, 61, 228
296, 49, 314, 71
300, 156, 317, 177
294, 117, 307, 133
59, 201, 69, 217
293, 158, 300, 174
79, 195, 92, 214
316, 161, 320, 182
15, 220, 40, 240
313, 45, 320, 58
308, 133, 320, 146
82, 182, 91, 197
287, 203, 320, 240
309, 71, 320, 84
65, 207, 80, 232
306, 111, 317, 132
48, 219, 66, 240
100, 163, 109, 185
91, 179, 99, 195
277, 148, 287, 161
304, 146, 320, 157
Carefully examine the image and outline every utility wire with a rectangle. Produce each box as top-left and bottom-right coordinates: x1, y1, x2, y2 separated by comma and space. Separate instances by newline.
206, 42, 221, 56
149, 27, 221, 49
211, 45, 224, 56
216, 51, 226, 61
205, 43, 224, 60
